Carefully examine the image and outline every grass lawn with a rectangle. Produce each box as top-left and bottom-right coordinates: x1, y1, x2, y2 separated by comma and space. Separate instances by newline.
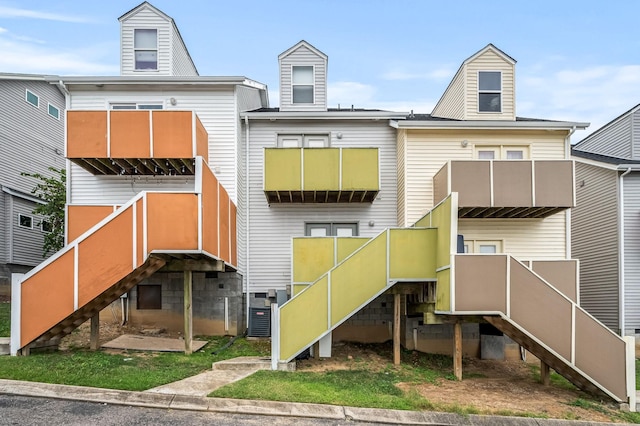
0, 336, 269, 391
0, 303, 9, 337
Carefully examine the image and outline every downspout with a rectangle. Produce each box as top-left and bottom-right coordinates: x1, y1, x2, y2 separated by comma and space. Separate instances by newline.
244, 115, 251, 331
619, 167, 632, 335
565, 126, 576, 259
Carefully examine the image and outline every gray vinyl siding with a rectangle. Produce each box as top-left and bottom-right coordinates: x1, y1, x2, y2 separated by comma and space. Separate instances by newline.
279, 45, 327, 112
623, 174, 640, 332
69, 88, 240, 202
632, 109, 640, 161
574, 114, 632, 160
236, 86, 264, 112
572, 162, 619, 331
11, 197, 47, 266
170, 23, 198, 76
243, 119, 397, 293
120, 8, 172, 76
0, 80, 65, 194
0, 193, 6, 263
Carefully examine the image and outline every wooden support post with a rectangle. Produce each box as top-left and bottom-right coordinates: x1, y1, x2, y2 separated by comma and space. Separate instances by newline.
394, 293, 401, 365
184, 270, 193, 355
90, 313, 100, 351
540, 360, 550, 385
453, 321, 463, 380
313, 341, 320, 360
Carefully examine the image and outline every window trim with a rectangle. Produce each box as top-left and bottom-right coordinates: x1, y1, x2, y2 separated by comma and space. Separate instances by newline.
473, 144, 530, 160
25, 89, 39, 108
133, 28, 158, 71
305, 222, 359, 237
277, 133, 330, 148
291, 65, 315, 104
18, 214, 33, 229
40, 220, 52, 233
477, 71, 502, 113
110, 103, 164, 110
463, 239, 503, 254
47, 103, 60, 120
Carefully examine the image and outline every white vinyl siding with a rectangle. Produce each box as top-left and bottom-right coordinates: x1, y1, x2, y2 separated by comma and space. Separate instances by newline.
574, 113, 632, 160
120, 8, 170, 75
279, 45, 327, 112
236, 86, 264, 112
396, 130, 406, 226
572, 162, 619, 331
623, 174, 640, 333
170, 22, 198, 76
242, 119, 397, 293
68, 88, 245, 202
401, 129, 567, 226
465, 50, 514, 120
431, 68, 465, 120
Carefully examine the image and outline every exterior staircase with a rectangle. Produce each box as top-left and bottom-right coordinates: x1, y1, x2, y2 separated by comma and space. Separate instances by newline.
272, 193, 636, 408
11, 158, 236, 355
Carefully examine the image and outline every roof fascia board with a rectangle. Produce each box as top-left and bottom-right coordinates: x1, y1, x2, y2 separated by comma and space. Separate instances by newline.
242, 111, 408, 120
465, 43, 516, 65
278, 40, 328, 61
571, 157, 620, 171
119, 2, 171, 22
392, 120, 588, 130
573, 103, 640, 148
1, 186, 46, 205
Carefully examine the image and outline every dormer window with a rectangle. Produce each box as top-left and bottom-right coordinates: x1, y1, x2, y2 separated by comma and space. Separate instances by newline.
134, 29, 158, 70
478, 71, 501, 112
292, 66, 314, 103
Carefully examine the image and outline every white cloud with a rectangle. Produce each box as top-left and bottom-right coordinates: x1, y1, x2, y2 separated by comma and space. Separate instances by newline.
0, 6, 90, 23
0, 38, 118, 75
0, 27, 7, 33
518, 64, 640, 141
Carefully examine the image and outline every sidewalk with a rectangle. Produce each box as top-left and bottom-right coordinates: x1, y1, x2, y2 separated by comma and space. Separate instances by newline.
0, 378, 625, 425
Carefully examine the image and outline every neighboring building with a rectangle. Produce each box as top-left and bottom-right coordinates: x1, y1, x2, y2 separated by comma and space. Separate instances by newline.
571, 103, 640, 336
0, 73, 65, 293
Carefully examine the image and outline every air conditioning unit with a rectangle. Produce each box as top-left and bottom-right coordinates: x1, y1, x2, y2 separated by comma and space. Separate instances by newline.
248, 307, 271, 337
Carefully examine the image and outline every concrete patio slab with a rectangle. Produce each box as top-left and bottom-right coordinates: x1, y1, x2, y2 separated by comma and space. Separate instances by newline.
101, 334, 207, 352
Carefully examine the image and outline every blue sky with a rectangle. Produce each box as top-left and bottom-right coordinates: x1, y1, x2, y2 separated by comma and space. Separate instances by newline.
1, 0, 639, 142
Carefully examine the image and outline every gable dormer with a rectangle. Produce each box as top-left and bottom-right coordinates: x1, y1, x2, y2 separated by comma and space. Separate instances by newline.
119, 2, 198, 76
432, 44, 515, 121
278, 40, 328, 112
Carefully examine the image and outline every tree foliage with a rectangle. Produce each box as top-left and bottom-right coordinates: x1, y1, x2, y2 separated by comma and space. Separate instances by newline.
21, 167, 66, 257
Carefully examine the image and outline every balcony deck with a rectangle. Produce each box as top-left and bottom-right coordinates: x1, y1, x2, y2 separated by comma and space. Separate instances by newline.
264, 147, 379, 204
433, 160, 574, 218
66, 110, 208, 176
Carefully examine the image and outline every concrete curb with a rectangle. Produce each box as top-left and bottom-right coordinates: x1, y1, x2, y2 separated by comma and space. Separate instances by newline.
0, 379, 623, 425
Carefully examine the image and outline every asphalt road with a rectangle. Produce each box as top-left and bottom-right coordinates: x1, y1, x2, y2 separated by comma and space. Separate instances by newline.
0, 394, 389, 426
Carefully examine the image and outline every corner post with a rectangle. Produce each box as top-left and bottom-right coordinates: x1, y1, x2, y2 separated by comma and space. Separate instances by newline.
184, 270, 193, 355
10, 273, 24, 356
393, 293, 401, 365
271, 303, 280, 370
453, 321, 462, 380
90, 313, 100, 351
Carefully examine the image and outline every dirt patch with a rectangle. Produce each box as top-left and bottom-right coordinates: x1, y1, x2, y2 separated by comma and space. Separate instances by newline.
297, 342, 627, 423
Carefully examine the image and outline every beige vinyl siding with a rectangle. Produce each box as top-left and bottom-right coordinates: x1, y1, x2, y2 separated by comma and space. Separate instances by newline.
623, 174, 640, 333
396, 130, 406, 226
170, 23, 197, 76
575, 114, 632, 160
69, 88, 240, 202
465, 50, 515, 120
279, 45, 327, 112
572, 162, 619, 331
244, 119, 397, 293
431, 68, 466, 120
120, 9, 171, 76
403, 129, 567, 225
459, 213, 567, 258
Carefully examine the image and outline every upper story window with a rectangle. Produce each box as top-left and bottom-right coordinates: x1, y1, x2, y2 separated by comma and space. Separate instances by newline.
475, 145, 529, 160
292, 66, 314, 104
277, 134, 329, 148
134, 29, 158, 70
25, 90, 39, 108
478, 71, 501, 112
111, 103, 163, 110
18, 214, 33, 229
305, 222, 358, 237
48, 103, 60, 119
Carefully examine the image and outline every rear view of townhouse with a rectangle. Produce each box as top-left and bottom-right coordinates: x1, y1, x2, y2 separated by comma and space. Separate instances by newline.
6, 1, 636, 409
572, 104, 640, 338
0, 74, 65, 290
